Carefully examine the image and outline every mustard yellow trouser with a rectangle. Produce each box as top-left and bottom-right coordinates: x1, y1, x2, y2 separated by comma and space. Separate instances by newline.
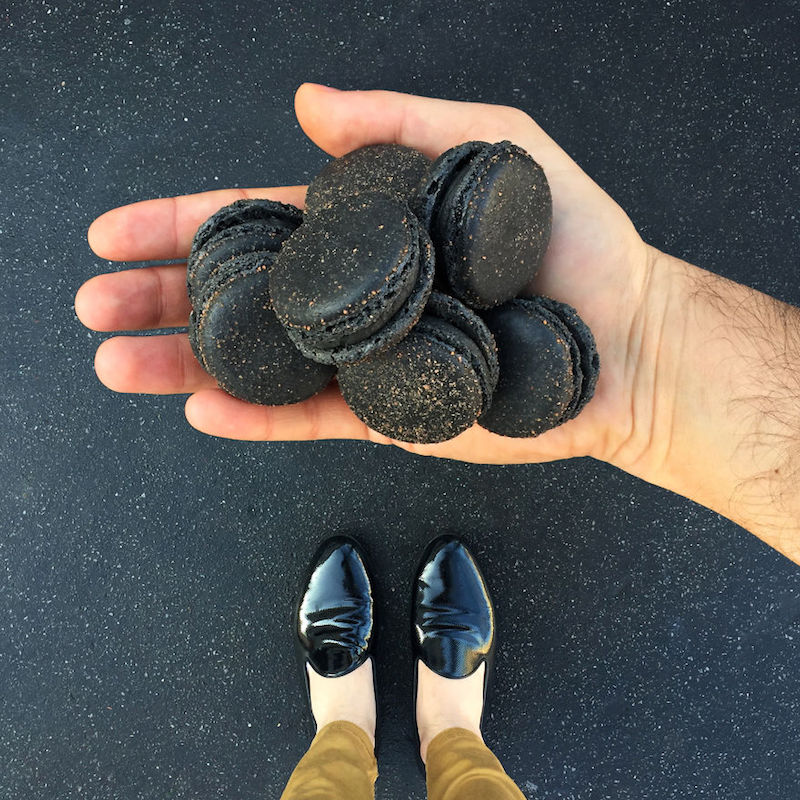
280, 721, 525, 800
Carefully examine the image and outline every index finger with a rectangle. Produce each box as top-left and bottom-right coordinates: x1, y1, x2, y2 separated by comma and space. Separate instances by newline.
87, 185, 308, 262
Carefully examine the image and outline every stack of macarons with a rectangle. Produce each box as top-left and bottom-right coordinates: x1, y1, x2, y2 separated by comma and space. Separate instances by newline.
186, 199, 335, 405
186, 141, 599, 443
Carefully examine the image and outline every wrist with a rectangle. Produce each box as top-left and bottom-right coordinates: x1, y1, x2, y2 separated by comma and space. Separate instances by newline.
605, 245, 800, 560
596, 245, 687, 484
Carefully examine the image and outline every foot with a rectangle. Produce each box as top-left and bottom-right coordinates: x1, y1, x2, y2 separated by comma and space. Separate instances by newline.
416, 660, 485, 763
295, 537, 376, 745
308, 657, 377, 747
412, 536, 495, 764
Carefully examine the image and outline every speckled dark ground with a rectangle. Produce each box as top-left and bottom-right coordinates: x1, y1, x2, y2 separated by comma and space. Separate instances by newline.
2, 2, 799, 799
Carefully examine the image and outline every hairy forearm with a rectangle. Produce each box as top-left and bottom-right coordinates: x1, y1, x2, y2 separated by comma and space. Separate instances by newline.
611, 246, 800, 563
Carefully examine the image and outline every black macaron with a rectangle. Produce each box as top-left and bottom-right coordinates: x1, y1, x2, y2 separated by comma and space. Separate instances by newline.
478, 298, 575, 437
337, 292, 498, 444
412, 140, 552, 309
304, 145, 431, 215
478, 296, 598, 437
187, 199, 302, 307
533, 296, 599, 422
269, 192, 435, 365
190, 198, 303, 254
189, 251, 334, 405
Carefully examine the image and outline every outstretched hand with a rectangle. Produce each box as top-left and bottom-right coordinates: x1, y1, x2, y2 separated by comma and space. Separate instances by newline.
75, 83, 654, 468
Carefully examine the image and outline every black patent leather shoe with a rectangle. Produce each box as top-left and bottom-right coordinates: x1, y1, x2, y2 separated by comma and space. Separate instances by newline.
412, 535, 495, 726
295, 536, 375, 725
296, 536, 374, 677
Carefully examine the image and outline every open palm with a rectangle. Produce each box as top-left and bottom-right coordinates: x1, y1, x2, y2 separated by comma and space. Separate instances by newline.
75, 84, 652, 466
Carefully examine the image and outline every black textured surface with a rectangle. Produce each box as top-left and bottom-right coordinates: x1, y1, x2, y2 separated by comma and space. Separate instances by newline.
435, 141, 552, 309
2, 2, 799, 799
305, 144, 431, 214
338, 313, 488, 444
480, 299, 576, 437
193, 256, 335, 406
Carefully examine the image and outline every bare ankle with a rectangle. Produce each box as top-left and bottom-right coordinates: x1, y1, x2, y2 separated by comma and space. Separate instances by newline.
416, 661, 486, 764
307, 659, 376, 747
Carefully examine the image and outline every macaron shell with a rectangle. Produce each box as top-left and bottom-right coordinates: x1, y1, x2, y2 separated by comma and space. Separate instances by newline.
411, 141, 487, 233
305, 144, 431, 214
195, 262, 335, 405
338, 320, 485, 444
439, 141, 552, 309
425, 291, 499, 394
533, 296, 599, 420
271, 194, 416, 333
194, 250, 276, 317
478, 299, 575, 437
189, 250, 277, 368
189, 256, 271, 373
527, 299, 584, 424
319, 226, 434, 364
414, 315, 495, 415
191, 198, 302, 255
270, 194, 433, 364
187, 218, 300, 307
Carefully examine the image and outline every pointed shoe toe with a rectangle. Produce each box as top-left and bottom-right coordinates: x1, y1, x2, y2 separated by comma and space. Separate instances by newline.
412, 535, 495, 679
296, 536, 374, 679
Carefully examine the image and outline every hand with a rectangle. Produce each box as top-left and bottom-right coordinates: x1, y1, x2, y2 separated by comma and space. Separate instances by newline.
75, 83, 654, 468
75, 84, 800, 559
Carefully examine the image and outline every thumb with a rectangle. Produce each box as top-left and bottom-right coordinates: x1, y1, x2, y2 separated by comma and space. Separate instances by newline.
293, 83, 575, 173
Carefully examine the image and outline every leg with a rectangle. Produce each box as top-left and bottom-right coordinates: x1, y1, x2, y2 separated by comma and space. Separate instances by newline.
283, 538, 378, 798
413, 537, 526, 800
425, 726, 525, 800
418, 663, 524, 800
280, 717, 377, 800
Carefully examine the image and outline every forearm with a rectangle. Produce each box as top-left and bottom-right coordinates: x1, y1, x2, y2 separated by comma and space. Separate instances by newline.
610, 246, 800, 563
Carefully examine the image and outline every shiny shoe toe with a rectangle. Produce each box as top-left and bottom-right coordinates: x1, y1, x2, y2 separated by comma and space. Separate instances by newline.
296, 536, 374, 679
412, 535, 495, 679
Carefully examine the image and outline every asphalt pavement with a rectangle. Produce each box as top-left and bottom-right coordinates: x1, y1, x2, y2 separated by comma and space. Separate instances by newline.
2, 2, 799, 798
